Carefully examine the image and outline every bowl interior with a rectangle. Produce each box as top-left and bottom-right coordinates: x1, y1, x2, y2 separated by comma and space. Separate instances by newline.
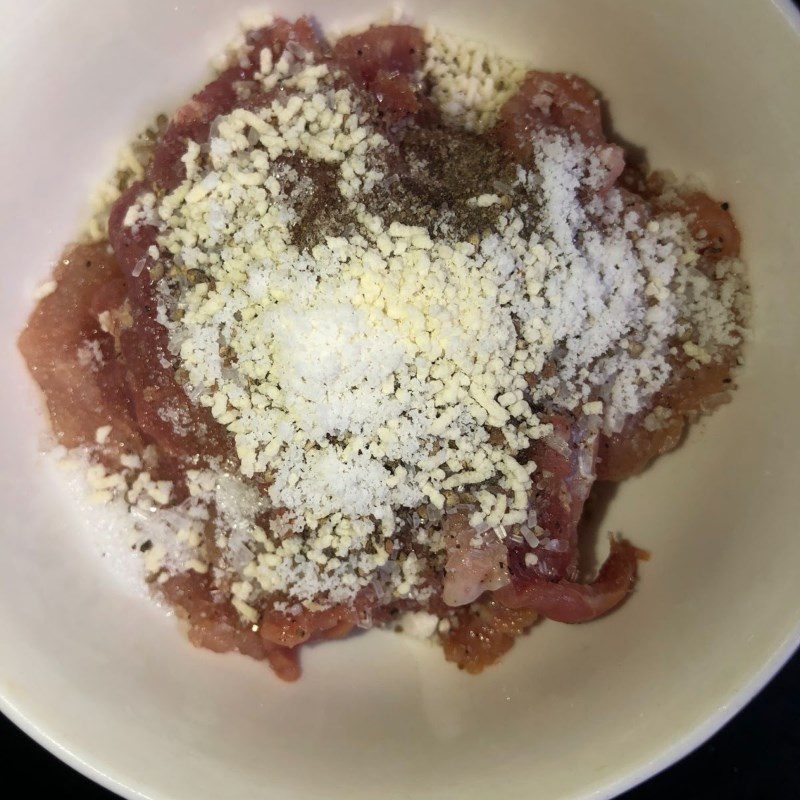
1, 1, 799, 799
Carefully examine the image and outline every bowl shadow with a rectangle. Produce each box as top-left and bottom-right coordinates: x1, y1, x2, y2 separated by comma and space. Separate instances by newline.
577, 480, 620, 577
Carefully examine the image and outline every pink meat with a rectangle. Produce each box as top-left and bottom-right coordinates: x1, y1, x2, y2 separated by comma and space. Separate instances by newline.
495, 538, 641, 623
259, 604, 358, 648
509, 415, 599, 582
332, 25, 425, 117
107, 181, 156, 290
18, 242, 143, 455
677, 191, 741, 262
118, 309, 232, 460
597, 346, 736, 482
151, 17, 325, 191
496, 415, 642, 624
495, 70, 624, 188
597, 408, 684, 482
441, 597, 538, 674
442, 511, 510, 607
162, 572, 300, 681
107, 184, 232, 460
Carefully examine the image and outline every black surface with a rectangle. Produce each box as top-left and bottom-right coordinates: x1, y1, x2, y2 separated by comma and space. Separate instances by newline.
1, 649, 799, 797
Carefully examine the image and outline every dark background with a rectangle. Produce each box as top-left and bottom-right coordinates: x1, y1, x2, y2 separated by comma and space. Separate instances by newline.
1, 650, 798, 797
4, 0, 799, 795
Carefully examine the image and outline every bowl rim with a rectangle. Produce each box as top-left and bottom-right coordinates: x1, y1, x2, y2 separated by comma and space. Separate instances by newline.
2, 1, 799, 797
2, 633, 798, 800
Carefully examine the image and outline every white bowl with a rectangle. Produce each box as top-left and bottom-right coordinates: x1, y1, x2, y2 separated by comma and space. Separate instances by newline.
1, 1, 799, 798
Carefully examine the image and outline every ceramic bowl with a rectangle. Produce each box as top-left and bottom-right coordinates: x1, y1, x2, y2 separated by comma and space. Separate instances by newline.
1, 1, 799, 798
